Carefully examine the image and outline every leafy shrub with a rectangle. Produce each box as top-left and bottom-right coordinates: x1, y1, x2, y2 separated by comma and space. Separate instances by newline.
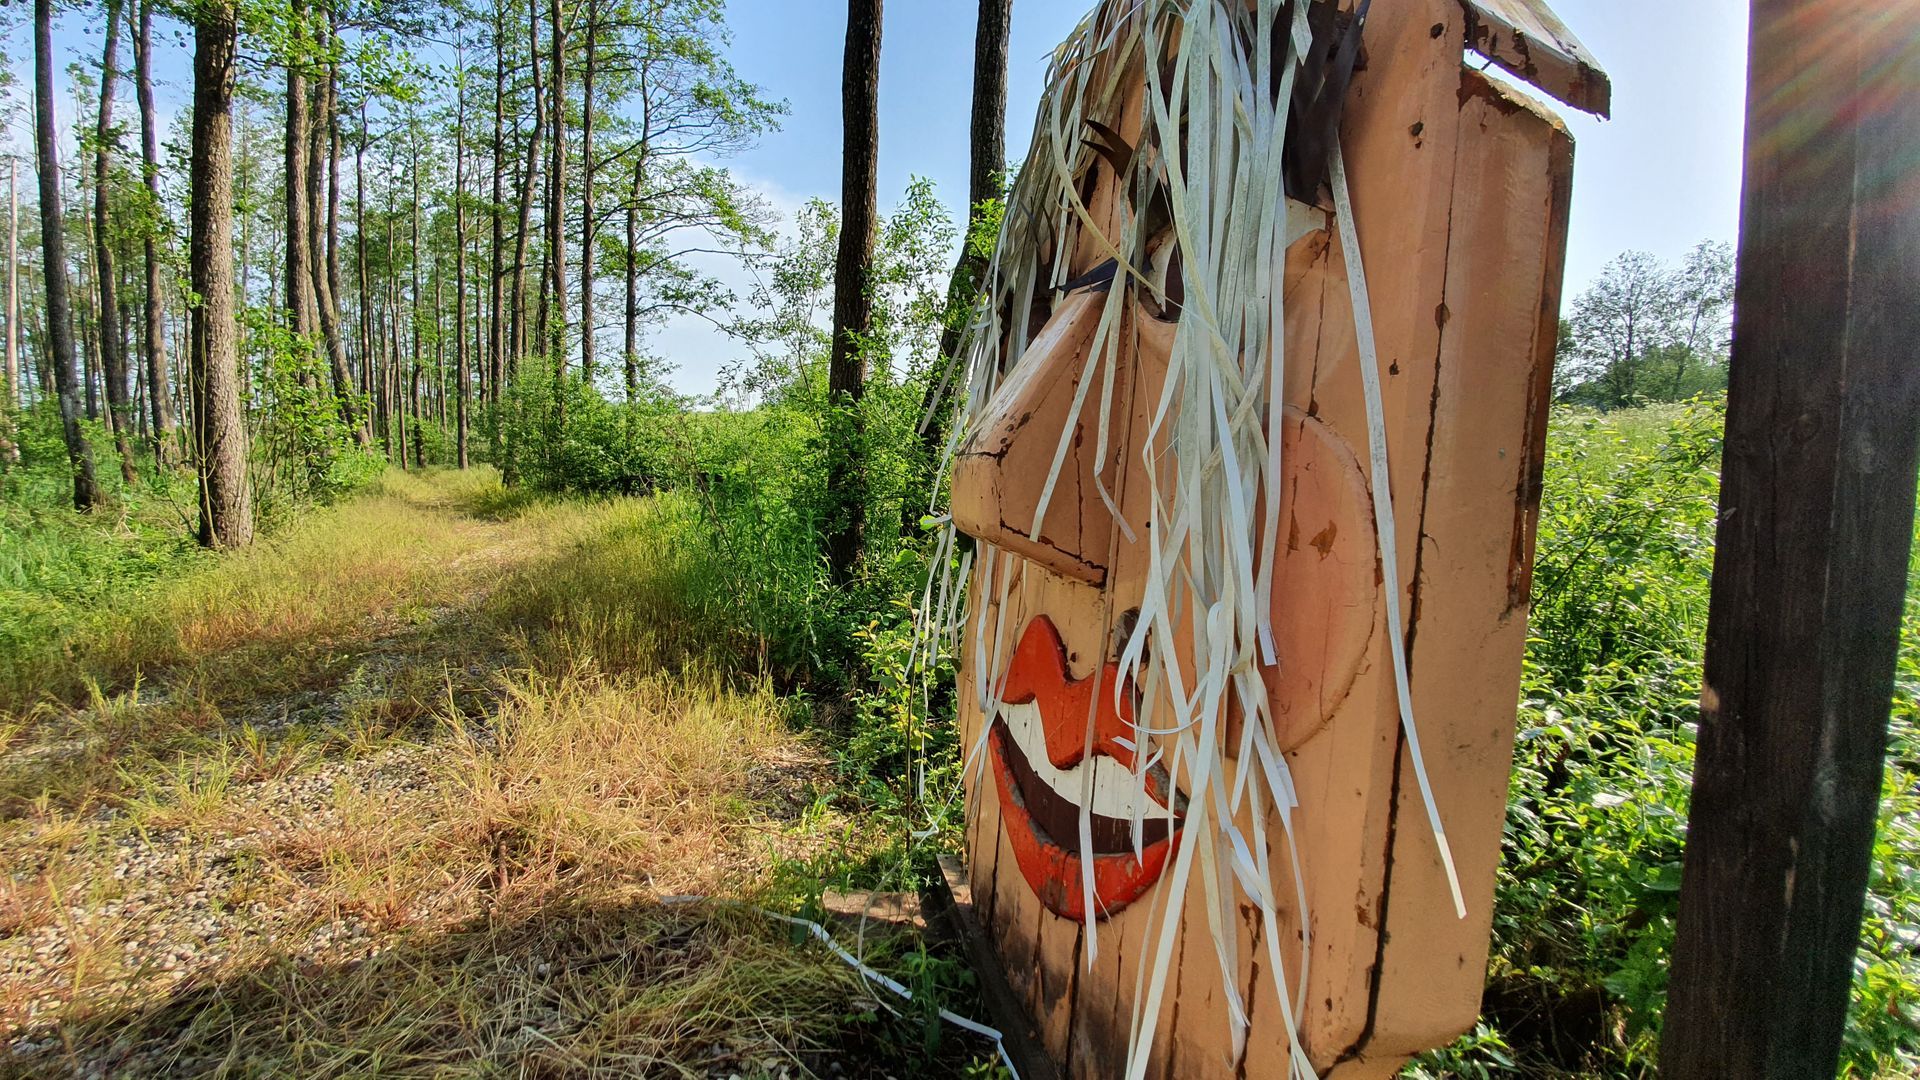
1422, 399, 1920, 1078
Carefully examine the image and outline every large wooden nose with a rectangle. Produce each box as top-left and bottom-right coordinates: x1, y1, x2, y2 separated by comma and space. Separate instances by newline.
950, 292, 1118, 586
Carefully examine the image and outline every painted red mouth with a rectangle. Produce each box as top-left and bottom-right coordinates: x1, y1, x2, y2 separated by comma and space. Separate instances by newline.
988, 616, 1184, 922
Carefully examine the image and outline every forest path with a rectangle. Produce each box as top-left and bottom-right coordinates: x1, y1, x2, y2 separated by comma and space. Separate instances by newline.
0, 470, 951, 1078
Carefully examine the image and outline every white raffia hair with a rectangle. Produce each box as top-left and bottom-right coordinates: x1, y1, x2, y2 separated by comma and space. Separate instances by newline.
912, 3, 1462, 1077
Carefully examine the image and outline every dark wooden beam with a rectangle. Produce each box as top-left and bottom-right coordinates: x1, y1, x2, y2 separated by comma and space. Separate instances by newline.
1660, 3, 1920, 1076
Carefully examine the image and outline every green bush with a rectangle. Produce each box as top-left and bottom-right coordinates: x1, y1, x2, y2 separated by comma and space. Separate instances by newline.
1415, 399, 1920, 1078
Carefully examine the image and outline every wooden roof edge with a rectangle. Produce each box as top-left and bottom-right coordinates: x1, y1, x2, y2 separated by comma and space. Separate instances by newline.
1459, 0, 1613, 119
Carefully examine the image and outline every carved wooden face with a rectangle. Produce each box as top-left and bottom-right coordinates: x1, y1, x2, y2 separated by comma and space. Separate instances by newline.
948, 172, 1380, 921
943, 1, 1574, 1071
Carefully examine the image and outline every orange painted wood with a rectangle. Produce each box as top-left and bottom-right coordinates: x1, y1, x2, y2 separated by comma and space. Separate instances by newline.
949, 2, 1577, 1075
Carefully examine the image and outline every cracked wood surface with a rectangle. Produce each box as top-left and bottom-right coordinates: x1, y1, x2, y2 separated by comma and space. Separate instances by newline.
949, 1, 1574, 1075
1460, 0, 1611, 118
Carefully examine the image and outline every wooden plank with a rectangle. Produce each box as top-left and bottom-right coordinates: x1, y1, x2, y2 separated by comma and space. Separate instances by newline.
1460, 0, 1611, 118
1659, 3, 1920, 1076
1310, 0, 1467, 1062
1365, 65, 1571, 1060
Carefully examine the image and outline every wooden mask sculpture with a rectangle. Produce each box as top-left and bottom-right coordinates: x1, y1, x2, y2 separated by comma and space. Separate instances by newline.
919, 1, 1604, 1077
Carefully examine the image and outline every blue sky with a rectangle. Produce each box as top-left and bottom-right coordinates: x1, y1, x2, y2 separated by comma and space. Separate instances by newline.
11, 0, 1750, 398
659, 0, 1749, 396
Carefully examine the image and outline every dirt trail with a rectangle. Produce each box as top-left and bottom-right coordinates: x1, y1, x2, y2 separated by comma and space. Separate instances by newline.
0, 474, 965, 1078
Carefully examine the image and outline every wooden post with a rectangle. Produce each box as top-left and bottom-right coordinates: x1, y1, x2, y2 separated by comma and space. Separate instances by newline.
1660, 4, 1920, 1076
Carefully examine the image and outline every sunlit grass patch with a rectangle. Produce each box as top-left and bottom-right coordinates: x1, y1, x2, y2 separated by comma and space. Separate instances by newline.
439, 663, 819, 900
0, 468, 994, 1076
1, 468, 513, 716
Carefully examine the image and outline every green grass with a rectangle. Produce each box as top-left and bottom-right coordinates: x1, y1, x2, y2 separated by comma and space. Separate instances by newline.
0, 465, 989, 1078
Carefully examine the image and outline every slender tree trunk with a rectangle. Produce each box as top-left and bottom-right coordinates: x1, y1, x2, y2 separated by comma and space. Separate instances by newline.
355, 126, 385, 460
312, 8, 365, 445
36, 0, 100, 510
454, 47, 469, 468
410, 131, 424, 466
80, 219, 99, 423
189, 0, 250, 546
511, 0, 544, 378
545, 0, 567, 392
624, 156, 639, 402
95, 0, 138, 483
7, 162, 17, 410
919, 0, 1010, 459
578, 0, 596, 386
489, 0, 507, 442
433, 267, 445, 427
1, 162, 16, 466
285, 0, 319, 377
134, 0, 175, 466
28, 268, 54, 402
825, 0, 882, 585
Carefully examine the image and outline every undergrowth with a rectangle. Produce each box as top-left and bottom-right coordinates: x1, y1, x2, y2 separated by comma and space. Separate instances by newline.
1410, 400, 1920, 1079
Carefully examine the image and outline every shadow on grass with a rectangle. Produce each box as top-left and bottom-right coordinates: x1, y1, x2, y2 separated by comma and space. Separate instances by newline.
5, 895, 994, 1079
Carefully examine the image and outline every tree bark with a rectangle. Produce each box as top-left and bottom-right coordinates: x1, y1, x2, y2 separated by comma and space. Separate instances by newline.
95, 0, 138, 483
285, 0, 320, 374
546, 0, 567, 396
624, 156, 639, 402
410, 128, 424, 465
489, 0, 507, 453
355, 119, 385, 460
36, 0, 101, 511
1, 162, 16, 466
312, 6, 365, 445
6, 162, 17, 412
454, 47, 470, 468
189, 0, 251, 546
578, 0, 596, 386
134, 0, 175, 467
825, 0, 882, 585
511, 0, 544, 377
919, 0, 1009, 458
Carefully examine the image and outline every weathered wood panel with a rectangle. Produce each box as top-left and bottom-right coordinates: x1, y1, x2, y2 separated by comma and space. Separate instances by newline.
1460, 0, 1611, 117
1660, 3, 1920, 1075
950, 1, 1578, 1074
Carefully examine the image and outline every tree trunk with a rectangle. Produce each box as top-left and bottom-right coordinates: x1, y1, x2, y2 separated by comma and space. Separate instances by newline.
35, 0, 101, 511
285, 0, 319, 372
825, 0, 882, 585
189, 0, 251, 546
510, 0, 544, 378
1, 162, 17, 466
546, 0, 567, 391
489, 0, 507, 455
410, 131, 425, 466
134, 0, 175, 467
355, 124, 386, 460
95, 0, 138, 484
7, 162, 17, 411
312, 7, 365, 445
578, 0, 596, 386
919, 0, 1010, 458
624, 156, 639, 402
454, 46, 469, 468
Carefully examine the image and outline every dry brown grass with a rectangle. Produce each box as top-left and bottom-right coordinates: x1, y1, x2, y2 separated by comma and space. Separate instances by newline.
0, 469, 987, 1078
